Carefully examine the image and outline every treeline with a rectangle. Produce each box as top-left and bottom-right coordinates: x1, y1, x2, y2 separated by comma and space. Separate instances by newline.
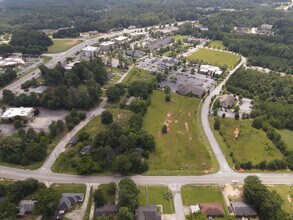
52, 28, 79, 38
0, 69, 17, 87
226, 68, 293, 130
0, 128, 51, 165
0, 179, 44, 219
2, 58, 107, 110
8, 30, 53, 55
0, 0, 277, 33
243, 176, 291, 220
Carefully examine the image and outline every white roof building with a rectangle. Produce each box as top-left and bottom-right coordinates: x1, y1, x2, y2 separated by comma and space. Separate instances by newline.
82, 46, 99, 58
100, 41, 116, 51
2, 107, 34, 120
114, 36, 128, 43
190, 205, 200, 214
200, 65, 222, 76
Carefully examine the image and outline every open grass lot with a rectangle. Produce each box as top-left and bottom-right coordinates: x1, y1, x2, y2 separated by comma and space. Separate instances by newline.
277, 129, 293, 150
209, 40, 226, 50
52, 109, 133, 174
47, 39, 82, 53
99, 183, 116, 203
188, 48, 240, 69
51, 183, 86, 196
211, 117, 284, 168
143, 91, 215, 175
138, 185, 175, 214
122, 68, 155, 85
267, 185, 293, 214
173, 35, 187, 41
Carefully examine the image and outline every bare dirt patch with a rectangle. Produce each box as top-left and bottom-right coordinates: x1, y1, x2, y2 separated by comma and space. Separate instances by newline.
185, 122, 189, 132
222, 184, 243, 206
233, 127, 239, 139
163, 112, 173, 132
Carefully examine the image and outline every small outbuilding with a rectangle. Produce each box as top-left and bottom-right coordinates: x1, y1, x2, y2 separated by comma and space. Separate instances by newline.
68, 136, 78, 146
80, 145, 91, 155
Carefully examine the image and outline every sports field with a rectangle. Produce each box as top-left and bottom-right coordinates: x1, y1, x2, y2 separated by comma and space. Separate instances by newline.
188, 48, 240, 69
143, 91, 215, 175
47, 39, 82, 53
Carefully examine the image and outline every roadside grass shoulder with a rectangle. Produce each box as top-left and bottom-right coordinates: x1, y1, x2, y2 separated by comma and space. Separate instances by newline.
188, 48, 240, 69
83, 186, 93, 220
138, 185, 175, 214
47, 39, 83, 53
143, 91, 214, 175
210, 117, 284, 168
51, 183, 86, 196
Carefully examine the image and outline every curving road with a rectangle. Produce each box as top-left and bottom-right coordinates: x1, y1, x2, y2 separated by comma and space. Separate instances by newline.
0, 26, 292, 187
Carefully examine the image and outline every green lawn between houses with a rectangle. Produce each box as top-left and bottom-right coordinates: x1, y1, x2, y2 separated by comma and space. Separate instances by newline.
138, 185, 175, 214
208, 40, 226, 50
173, 35, 187, 42
47, 39, 83, 53
188, 48, 240, 69
143, 91, 216, 175
122, 68, 155, 85
211, 117, 284, 169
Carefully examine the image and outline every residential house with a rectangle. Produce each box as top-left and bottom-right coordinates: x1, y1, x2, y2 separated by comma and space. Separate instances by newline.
17, 200, 36, 217
218, 94, 236, 108
68, 136, 78, 146
95, 202, 119, 218
135, 204, 161, 220
55, 193, 84, 219
199, 203, 225, 218
231, 202, 258, 218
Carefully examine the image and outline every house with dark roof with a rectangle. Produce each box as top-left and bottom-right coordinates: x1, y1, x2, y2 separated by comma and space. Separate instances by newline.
55, 193, 84, 219
231, 202, 258, 218
80, 145, 92, 155
135, 204, 161, 220
199, 203, 225, 218
95, 202, 119, 218
176, 84, 206, 98
17, 200, 36, 217
218, 94, 236, 108
68, 136, 78, 146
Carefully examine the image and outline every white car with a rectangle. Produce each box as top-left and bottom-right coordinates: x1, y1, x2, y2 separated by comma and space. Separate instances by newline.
232, 180, 239, 183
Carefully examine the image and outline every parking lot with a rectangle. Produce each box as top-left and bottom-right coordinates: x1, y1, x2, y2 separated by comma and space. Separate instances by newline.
160, 67, 215, 92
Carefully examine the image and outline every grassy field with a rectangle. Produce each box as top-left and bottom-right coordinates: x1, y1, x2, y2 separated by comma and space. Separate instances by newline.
173, 35, 187, 41
277, 129, 293, 150
99, 183, 116, 203
48, 39, 82, 53
52, 109, 133, 174
188, 48, 240, 69
208, 40, 226, 50
122, 68, 155, 85
143, 91, 215, 175
51, 183, 86, 196
138, 185, 175, 214
267, 185, 293, 214
211, 117, 284, 168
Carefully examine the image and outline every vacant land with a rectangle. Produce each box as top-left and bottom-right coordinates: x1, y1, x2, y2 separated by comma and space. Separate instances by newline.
122, 68, 155, 85
52, 109, 133, 174
209, 40, 226, 50
173, 35, 187, 41
211, 117, 284, 168
267, 185, 293, 213
143, 91, 214, 175
188, 48, 240, 68
277, 129, 293, 150
51, 184, 86, 196
47, 39, 82, 53
181, 185, 226, 206
99, 183, 116, 203
138, 185, 175, 214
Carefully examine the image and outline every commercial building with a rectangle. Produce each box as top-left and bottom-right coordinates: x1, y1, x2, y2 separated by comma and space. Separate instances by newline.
218, 94, 236, 108
2, 107, 34, 120
0, 57, 25, 68
114, 36, 128, 43
199, 65, 223, 76
100, 41, 116, 51
82, 46, 99, 58
146, 36, 172, 51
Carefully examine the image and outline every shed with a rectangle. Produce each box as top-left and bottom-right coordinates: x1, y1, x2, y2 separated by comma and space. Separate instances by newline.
68, 136, 78, 146
190, 204, 200, 214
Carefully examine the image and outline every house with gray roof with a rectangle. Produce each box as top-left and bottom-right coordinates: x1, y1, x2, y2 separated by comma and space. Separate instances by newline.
231, 202, 258, 218
17, 200, 36, 217
55, 193, 84, 219
95, 202, 118, 218
68, 136, 78, 146
135, 204, 161, 220
80, 145, 92, 155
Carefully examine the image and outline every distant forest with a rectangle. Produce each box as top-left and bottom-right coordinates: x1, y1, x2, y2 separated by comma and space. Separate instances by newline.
0, 0, 286, 33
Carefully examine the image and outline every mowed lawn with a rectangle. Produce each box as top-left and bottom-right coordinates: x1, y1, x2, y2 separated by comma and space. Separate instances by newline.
47, 39, 82, 53
51, 183, 86, 196
209, 40, 226, 50
267, 185, 293, 213
212, 118, 284, 167
181, 185, 226, 209
188, 48, 240, 69
173, 35, 187, 41
277, 129, 293, 150
138, 185, 175, 214
122, 68, 155, 85
144, 91, 213, 175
